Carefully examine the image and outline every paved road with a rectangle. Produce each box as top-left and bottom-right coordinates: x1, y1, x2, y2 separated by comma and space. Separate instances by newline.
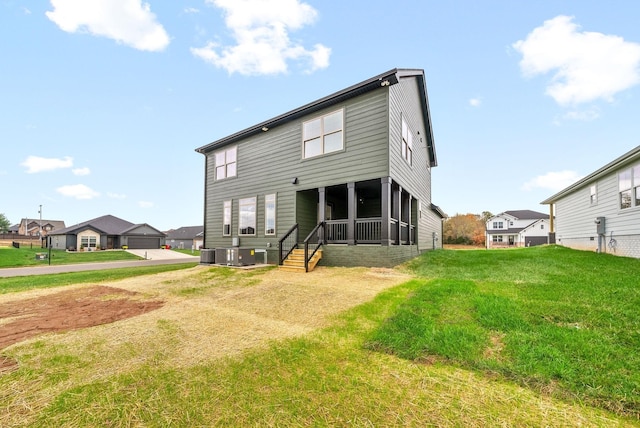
0, 250, 200, 278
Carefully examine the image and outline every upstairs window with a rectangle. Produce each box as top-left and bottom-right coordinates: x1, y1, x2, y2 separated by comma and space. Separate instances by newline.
619, 169, 632, 209
590, 185, 597, 205
401, 117, 413, 166
215, 146, 237, 180
635, 165, 640, 207
492, 221, 504, 229
303, 109, 344, 158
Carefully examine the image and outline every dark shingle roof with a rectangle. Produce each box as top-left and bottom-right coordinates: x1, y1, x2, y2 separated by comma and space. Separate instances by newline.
487, 227, 525, 234
195, 68, 437, 167
50, 214, 135, 235
165, 226, 204, 240
503, 210, 549, 220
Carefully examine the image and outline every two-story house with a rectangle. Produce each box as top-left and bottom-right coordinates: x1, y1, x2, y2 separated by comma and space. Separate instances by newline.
542, 145, 640, 257
485, 210, 550, 249
196, 68, 445, 270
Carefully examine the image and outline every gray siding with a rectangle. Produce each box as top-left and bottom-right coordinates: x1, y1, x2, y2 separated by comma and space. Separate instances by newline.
204, 88, 391, 250
555, 163, 640, 257
388, 77, 437, 250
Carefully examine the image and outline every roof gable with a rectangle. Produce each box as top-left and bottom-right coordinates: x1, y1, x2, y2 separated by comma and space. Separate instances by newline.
195, 68, 437, 167
165, 226, 204, 240
50, 214, 135, 236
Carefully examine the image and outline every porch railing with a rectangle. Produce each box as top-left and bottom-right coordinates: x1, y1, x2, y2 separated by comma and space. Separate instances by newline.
303, 221, 325, 272
323, 217, 415, 245
278, 223, 298, 265
355, 218, 382, 243
325, 220, 348, 243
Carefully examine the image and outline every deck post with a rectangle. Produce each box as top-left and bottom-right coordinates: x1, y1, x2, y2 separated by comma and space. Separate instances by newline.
347, 182, 355, 245
381, 177, 391, 246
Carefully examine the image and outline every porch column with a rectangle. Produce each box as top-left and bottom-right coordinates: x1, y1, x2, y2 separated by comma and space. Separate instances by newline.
394, 186, 402, 245
407, 195, 413, 244
318, 187, 326, 222
347, 182, 355, 245
381, 177, 391, 246
318, 187, 326, 244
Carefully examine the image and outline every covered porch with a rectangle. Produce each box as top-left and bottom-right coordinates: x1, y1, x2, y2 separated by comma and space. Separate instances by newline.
296, 177, 417, 246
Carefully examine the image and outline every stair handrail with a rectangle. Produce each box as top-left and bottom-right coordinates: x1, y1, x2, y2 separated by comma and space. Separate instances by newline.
278, 223, 299, 265
303, 221, 325, 272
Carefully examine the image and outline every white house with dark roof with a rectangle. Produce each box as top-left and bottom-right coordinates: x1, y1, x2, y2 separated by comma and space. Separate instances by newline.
485, 210, 551, 249
541, 145, 640, 257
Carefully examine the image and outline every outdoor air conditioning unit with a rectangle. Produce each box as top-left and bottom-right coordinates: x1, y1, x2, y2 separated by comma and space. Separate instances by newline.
200, 248, 215, 264
215, 248, 256, 266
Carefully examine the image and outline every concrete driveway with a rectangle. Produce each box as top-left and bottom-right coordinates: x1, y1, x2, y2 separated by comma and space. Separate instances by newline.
125, 249, 200, 261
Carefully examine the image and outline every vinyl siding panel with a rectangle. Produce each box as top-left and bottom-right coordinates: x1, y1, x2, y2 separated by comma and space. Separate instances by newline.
388, 76, 436, 250
203, 88, 391, 250
555, 163, 640, 256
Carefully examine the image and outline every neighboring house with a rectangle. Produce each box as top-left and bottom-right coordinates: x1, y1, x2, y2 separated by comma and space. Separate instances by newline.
195, 68, 445, 268
485, 210, 550, 249
48, 214, 166, 250
165, 226, 204, 250
541, 145, 640, 257
17, 218, 66, 237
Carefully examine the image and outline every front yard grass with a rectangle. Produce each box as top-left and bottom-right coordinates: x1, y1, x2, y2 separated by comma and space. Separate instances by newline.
0, 247, 141, 268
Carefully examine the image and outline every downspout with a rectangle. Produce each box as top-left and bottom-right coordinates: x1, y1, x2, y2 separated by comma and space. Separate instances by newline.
548, 204, 555, 244
202, 153, 208, 249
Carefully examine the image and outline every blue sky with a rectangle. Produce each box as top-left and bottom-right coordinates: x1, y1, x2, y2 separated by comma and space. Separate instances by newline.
2, 0, 640, 230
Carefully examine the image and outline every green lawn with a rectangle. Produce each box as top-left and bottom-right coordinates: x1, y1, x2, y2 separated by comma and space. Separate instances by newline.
0, 246, 141, 268
367, 245, 640, 418
2, 246, 639, 426
0, 263, 199, 294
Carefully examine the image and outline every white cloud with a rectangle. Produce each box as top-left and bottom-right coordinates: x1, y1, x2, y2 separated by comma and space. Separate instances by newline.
522, 170, 584, 192
139, 201, 154, 208
72, 167, 91, 176
184, 7, 199, 14
21, 156, 73, 173
107, 192, 127, 199
56, 184, 100, 200
469, 98, 481, 107
513, 15, 640, 106
561, 108, 601, 122
46, 0, 170, 52
191, 0, 331, 75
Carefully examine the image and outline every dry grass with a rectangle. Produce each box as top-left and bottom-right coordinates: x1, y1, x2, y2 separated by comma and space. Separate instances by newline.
1, 265, 411, 426
0, 264, 633, 427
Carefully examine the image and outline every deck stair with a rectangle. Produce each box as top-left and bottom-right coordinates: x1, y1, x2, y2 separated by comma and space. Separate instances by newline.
279, 248, 322, 272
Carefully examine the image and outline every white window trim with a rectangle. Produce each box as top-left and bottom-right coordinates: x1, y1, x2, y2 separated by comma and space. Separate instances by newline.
238, 197, 257, 236
214, 146, 237, 181
302, 108, 344, 159
401, 116, 414, 166
265, 194, 276, 236
223, 200, 232, 236
590, 184, 597, 206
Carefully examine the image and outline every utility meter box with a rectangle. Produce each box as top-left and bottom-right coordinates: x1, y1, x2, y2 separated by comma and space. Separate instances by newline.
595, 217, 606, 235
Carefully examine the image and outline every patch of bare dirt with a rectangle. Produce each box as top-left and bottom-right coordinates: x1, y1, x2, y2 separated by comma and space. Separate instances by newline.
0, 266, 411, 374
0, 286, 163, 371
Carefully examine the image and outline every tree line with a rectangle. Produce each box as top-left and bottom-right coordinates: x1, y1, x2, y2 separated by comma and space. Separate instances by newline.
443, 212, 492, 246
